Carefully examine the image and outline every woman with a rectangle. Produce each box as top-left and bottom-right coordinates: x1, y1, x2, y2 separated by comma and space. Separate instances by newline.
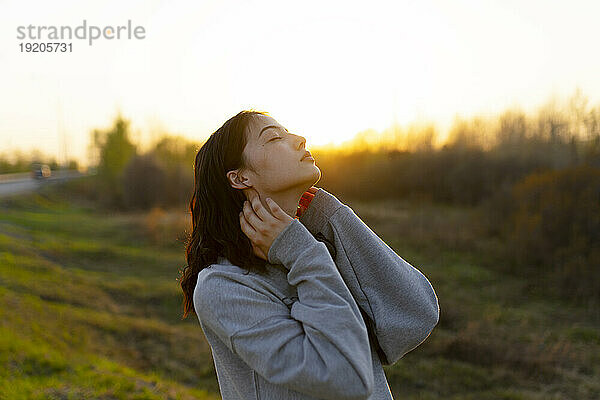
180, 110, 440, 400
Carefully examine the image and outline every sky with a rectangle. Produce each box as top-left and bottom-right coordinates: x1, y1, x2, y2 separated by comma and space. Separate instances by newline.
1, 0, 599, 166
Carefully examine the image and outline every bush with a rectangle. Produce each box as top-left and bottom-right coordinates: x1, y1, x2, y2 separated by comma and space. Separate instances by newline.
122, 154, 168, 209
499, 165, 600, 306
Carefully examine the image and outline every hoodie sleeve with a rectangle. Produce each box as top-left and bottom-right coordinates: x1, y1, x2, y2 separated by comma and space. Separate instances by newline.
298, 188, 440, 366
193, 219, 374, 400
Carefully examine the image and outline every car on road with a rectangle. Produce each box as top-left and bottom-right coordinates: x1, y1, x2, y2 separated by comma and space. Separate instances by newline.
31, 163, 52, 179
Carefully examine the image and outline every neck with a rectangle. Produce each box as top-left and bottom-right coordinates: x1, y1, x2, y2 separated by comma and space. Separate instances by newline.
257, 185, 308, 217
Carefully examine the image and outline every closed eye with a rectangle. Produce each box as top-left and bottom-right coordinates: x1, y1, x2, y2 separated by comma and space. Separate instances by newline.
268, 136, 283, 142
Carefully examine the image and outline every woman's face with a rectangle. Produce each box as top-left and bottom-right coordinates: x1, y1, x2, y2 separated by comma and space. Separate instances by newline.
233, 114, 321, 195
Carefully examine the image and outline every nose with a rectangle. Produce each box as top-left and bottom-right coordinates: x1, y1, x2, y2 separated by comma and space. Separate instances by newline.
291, 133, 306, 150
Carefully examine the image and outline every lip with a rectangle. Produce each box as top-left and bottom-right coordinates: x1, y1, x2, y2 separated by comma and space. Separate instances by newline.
301, 151, 314, 161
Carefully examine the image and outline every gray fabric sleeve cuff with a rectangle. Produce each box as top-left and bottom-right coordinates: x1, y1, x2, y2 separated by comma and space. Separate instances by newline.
267, 219, 317, 267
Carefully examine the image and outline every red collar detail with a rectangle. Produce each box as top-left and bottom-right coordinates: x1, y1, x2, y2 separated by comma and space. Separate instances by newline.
295, 187, 318, 218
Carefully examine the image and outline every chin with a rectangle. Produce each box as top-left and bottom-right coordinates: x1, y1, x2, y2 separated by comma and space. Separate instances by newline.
310, 165, 322, 185
274, 165, 321, 193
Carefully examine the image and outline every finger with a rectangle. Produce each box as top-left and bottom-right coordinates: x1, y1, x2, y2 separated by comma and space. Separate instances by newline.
246, 187, 259, 203
243, 200, 263, 230
248, 192, 263, 221
250, 194, 272, 221
239, 210, 257, 238
266, 197, 288, 220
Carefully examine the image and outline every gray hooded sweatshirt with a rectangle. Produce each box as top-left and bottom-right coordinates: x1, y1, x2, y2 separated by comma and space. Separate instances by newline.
193, 189, 440, 399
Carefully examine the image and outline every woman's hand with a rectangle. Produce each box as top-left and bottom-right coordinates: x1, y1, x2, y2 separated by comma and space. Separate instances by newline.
239, 189, 294, 260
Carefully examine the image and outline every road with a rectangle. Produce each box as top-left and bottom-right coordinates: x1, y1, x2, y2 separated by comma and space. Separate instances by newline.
0, 170, 86, 198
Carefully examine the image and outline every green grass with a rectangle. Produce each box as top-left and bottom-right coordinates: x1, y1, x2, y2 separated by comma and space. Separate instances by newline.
0, 192, 216, 399
0, 189, 598, 399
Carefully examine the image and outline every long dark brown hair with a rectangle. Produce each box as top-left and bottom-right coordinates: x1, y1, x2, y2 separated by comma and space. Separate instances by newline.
179, 110, 269, 319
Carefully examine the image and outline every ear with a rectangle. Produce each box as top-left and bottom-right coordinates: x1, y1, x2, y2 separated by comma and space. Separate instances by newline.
226, 169, 252, 190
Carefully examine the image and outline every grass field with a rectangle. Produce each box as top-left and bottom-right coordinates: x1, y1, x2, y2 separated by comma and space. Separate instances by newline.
0, 187, 598, 399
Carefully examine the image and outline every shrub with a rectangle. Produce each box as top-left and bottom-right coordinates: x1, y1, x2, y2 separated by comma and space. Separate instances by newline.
122, 154, 168, 209
501, 165, 600, 306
